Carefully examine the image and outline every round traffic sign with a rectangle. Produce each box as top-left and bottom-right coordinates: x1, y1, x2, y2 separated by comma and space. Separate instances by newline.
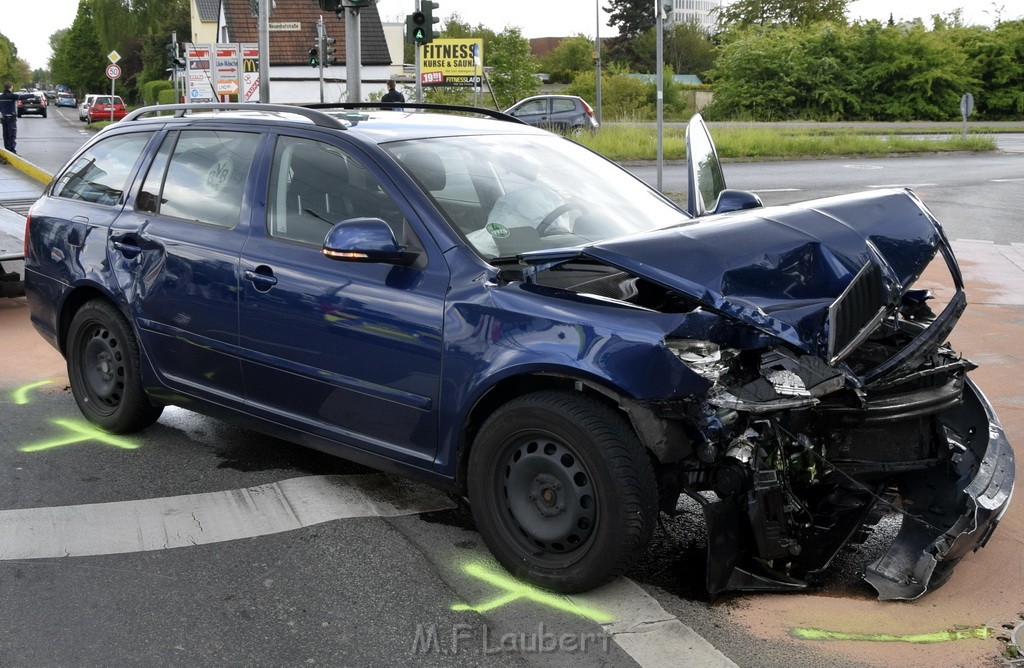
106, 64, 121, 80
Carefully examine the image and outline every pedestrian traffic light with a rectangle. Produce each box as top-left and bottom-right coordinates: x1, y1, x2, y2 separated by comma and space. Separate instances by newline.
309, 46, 320, 68
406, 2, 439, 45
324, 37, 336, 65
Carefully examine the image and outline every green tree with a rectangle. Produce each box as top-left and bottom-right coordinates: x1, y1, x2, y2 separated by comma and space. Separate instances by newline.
0, 33, 19, 84
487, 27, 539, 108
854, 21, 975, 120
540, 35, 594, 84
50, 2, 106, 98
718, 0, 849, 28
950, 20, 1024, 118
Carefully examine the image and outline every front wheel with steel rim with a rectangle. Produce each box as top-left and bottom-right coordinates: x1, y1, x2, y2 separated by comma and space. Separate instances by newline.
468, 390, 658, 593
67, 300, 163, 433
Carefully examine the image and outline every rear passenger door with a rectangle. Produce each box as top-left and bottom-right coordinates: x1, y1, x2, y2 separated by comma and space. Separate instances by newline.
238, 133, 448, 464
110, 128, 262, 406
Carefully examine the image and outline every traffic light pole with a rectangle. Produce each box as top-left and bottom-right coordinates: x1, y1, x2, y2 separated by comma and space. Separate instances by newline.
317, 16, 326, 103
345, 7, 361, 102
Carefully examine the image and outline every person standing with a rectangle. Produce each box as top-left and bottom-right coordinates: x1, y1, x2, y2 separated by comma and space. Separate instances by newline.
0, 82, 18, 154
381, 80, 405, 107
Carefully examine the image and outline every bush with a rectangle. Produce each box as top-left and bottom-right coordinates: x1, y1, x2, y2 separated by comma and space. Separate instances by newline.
141, 80, 173, 106
565, 71, 653, 121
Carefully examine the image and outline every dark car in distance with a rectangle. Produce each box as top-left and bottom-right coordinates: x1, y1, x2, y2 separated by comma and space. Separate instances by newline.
17, 92, 47, 118
504, 95, 599, 136
23, 103, 1014, 600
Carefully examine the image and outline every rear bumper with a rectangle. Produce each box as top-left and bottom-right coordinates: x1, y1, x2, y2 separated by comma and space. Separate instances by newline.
864, 378, 1015, 600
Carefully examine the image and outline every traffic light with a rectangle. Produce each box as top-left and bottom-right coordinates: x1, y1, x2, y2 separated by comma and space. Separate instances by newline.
309, 46, 320, 68
421, 1, 440, 43
407, 2, 439, 45
165, 43, 177, 70
324, 36, 336, 65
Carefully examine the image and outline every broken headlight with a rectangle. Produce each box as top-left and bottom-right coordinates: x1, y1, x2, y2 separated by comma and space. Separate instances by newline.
666, 338, 735, 382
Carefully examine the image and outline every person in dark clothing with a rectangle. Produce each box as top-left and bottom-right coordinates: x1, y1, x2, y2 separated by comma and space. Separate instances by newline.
0, 82, 18, 154
381, 80, 405, 107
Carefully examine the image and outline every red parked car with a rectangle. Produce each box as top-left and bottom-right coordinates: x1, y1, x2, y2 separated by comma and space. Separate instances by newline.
87, 95, 127, 122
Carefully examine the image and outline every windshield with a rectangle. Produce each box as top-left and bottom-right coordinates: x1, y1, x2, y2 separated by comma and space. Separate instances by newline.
383, 134, 688, 260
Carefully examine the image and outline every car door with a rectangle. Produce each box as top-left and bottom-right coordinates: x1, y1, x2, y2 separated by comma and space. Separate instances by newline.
238, 132, 449, 465
509, 98, 550, 129
549, 97, 579, 133
109, 127, 263, 406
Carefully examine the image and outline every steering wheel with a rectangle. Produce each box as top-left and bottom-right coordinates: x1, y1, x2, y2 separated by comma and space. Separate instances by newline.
536, 202, 588, 236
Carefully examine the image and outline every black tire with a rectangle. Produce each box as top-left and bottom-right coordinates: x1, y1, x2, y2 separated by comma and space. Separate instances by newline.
468, 390, 658, 593
66, 301, 163, 433
41, 109, 47, 118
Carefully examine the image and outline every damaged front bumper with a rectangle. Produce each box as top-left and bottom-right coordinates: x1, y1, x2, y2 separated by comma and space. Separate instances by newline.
864, 378, 1015, 600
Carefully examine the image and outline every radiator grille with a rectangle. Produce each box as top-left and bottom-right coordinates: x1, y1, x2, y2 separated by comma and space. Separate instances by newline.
828, 262, 887, 364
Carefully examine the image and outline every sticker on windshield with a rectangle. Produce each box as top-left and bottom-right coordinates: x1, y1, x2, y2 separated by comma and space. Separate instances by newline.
204, 159, 234, 195
485, 223, 510, 238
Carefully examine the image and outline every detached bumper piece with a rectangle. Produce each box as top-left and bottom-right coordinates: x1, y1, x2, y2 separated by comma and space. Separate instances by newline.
864, 379, 1015, 600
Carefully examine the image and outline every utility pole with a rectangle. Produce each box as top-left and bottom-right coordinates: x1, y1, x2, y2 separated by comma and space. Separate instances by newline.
317, 16, 326, 102
655, 0, 664, 191
595, 2, 602, 126
258, 0, 271, 102
344, 5, 362, 101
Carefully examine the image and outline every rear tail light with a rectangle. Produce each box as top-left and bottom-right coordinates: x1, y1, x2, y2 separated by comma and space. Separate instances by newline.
582, 100, 594, 117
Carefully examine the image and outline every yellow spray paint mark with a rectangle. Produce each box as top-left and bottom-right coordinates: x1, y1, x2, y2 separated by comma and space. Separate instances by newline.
451, 562, 613, 623
791, 626, 990, 643
19, 419, 139, 453
11, 380, 53, 405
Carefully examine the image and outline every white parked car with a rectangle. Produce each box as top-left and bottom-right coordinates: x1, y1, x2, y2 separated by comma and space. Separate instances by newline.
77, 94, 100, 122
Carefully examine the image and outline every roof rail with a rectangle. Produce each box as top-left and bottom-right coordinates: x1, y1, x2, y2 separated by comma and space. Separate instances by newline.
302, 102, 526, 125
121, 103, 349, 130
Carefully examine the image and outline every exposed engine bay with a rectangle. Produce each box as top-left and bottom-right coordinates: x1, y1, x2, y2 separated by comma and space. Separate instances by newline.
527, 239, 1013, 600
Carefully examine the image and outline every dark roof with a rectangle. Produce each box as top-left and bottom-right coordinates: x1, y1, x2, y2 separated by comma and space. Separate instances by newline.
221, 0, 391, 67
196, 0, 220, 22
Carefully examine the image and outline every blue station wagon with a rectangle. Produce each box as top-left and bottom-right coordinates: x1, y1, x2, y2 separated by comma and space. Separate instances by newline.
24, 103, 1014, 599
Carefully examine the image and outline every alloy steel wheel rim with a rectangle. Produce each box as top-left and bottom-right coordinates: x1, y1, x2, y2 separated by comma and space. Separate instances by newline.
80, 323, 124, 410
501, 436, 597, 556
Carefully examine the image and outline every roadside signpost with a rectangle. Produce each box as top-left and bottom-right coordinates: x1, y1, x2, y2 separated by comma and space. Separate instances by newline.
961, 92, 974, 139
105, 61, 121, 122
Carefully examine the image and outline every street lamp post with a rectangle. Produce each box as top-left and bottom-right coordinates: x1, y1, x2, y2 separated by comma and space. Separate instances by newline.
595, 1, 602, 126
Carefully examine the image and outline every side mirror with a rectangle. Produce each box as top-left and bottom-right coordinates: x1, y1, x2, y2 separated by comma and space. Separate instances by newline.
712, 188, 763, 215
322, 218, 418, 266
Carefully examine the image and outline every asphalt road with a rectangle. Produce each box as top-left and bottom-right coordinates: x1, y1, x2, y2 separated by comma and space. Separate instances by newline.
2, 109, 1022, 667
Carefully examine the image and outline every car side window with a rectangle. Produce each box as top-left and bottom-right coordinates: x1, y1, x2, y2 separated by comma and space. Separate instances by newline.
267, 136, 408, 246
51, 132, 155, 206
515, 99, 547, 115
138, 129, 259, 228
551, 99, 576, 114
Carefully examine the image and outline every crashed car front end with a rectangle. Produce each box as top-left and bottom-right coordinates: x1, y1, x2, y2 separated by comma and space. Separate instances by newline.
523, 187, 1014, 600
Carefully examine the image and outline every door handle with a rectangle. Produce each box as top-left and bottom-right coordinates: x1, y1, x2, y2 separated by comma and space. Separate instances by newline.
244, 268, 278, 291
110, 233, 142, 259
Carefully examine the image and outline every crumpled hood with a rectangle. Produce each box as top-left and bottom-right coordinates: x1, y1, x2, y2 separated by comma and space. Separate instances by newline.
527, 189, 949, 357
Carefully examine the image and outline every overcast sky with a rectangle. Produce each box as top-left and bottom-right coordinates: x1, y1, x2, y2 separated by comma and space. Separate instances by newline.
7, 0, 1012, 73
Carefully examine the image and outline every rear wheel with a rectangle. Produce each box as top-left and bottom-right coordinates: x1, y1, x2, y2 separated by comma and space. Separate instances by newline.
468, 390, 658, 593
67, 301, 163, 433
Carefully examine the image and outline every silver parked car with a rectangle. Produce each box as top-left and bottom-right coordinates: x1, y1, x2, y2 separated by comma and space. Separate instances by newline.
504, 94, 599, 136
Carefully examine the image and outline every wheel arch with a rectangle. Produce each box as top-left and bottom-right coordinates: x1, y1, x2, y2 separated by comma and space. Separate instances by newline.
451, 370, 689, 495
57, 285, 128, 356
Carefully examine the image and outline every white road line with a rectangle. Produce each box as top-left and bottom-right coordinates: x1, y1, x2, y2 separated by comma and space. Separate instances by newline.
0, 474, 455, 559
866, 183, 937, 188
992, 178, 1024, 182
571, 577, 738, 668
753, 188, 800, 193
